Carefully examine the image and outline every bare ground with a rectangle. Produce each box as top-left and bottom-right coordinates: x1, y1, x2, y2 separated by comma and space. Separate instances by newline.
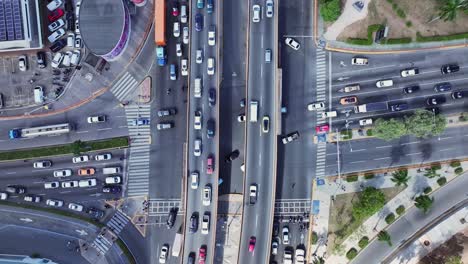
418, 227, 468, 264
336, 0, 468, 41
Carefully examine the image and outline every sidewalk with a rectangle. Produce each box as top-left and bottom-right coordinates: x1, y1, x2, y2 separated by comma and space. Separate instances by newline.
310, 161, 467, 263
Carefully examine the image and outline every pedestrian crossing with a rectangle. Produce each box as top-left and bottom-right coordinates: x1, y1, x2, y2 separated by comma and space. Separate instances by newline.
126, 104, 151, 197
315, 142, 327, 178
274, 198, 311, 217
110, 71, 139, 102
315, 49, 328, 125
91, 232, 114, 255
106, 210, 130, 234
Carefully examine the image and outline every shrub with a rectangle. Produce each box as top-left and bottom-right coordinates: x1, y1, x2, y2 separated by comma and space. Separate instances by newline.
450, 160, 461, 168
437, 177, 447, 186
364, 173, 375, 180
416, 31, 468, 42
346, 248, 358, 260
396, 205, 405, 215
358, 236, 369, 248
386, 0, 393, 3
385, 213, 396, 224
346, 175, 359, 182
346, 24, 384, 46
366, 129, 373, 136
320, 0, 341, 22
340, 129, 353, 140
383, 38, 412, 44
455, 167, 464, 175
423, 186, 432, 194
406, 21, 412, 27
311, 232, 318, 244
392, 3, 398, 10
431, 164, 442, 170
396, 8, 406, 18
460, 113, 468, 122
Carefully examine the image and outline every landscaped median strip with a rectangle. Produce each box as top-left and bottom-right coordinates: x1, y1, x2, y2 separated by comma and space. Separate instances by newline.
0, 137, 129, 161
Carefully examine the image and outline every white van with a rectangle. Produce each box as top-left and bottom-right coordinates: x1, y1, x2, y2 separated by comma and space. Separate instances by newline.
321, 111, 337, 118
249, 100, 258, 122
181, 5, 187, 23
33, 86, 44, 104
103, 167, 121, 175
194, 78, 202, 98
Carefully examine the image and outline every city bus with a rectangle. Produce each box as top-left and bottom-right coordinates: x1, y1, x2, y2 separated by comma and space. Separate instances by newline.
9, 123, 72, 139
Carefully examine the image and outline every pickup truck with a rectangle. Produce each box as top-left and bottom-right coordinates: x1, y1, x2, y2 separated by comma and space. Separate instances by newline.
249, 184, 257, 205
284, 249, 293, 264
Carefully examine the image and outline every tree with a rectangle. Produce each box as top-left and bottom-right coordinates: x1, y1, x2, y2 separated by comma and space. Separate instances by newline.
377, 231, 392, 246
438, 0, 468, 21
320, 0, 341, 22
446, 255, 462, 264
373, 118, 406, 141
405, 110, 446, 138
414, 195, 434, 213
391, 169, 410, 187
352, 187, 386, 221
70, 140, 87, 155
312, 257, 325, 264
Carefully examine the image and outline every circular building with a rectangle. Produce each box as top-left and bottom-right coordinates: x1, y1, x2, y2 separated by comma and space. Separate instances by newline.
79, 0, 131, 61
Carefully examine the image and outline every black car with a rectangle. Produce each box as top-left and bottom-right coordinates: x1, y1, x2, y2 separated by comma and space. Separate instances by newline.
195, 14, 203, 32
188, 252, 196, 264
434, 82, 452, 92
36, 52, 46, 68
6, 185, 26, 194
426, 96, 446, 106
441, 64, 460, 74
207, 119, 215, 138
166, 208, 177, 229
272, 221, 279, 237
157, 108, 177, 117
189, 213, 198, 233
208, 88, 216, 106
102, 185, 122, 193
50, 39, 67, 52
87, 208, 104, 219
225, 149, 240, 163
390, 103, 409, 112
403, 85, 419, 94
452, 91, 465, 99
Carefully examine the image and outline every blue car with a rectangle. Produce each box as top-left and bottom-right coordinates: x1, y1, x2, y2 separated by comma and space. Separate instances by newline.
195, 14, 203, 32
197, 0, 204, 9
206, 0, 213, 13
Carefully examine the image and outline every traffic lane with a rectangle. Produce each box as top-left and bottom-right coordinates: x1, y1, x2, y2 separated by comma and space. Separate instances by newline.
351, 171, 468, 263
274, 221, 308, 264
278, 0, 313, 36
150, 224, 182, 264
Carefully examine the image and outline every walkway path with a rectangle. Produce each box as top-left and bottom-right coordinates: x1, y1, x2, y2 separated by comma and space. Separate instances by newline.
323, 0, 372, 41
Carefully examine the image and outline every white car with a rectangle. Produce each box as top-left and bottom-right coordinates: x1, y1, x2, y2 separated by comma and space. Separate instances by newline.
159, 245, 169, 264
0, 192, 8, 200
44, 181, 59, 189
75, 34, 82, 48
400, 68, 419, 77
95, 153, 112, 161
194, 139, 202, 157
105, 176, 122, 184
282, 226, 290, 244
252, 5, 261, 22
181, 59, 188, 76
266, 0, 274, 18
78, 179, 97, 188
207, 58, 215, 75
68, 203, 84, 212
176, 43, 182, 57
33, 160, 52, 168
194, 111, 202, 130
307, 102, 325, 111
190, 172, 199, 190
18, 55, 27, 71
46, 199, 63, 207
359, 118, 373, 126
72, 155, 89, 163
62, 51, 72, 67
67, 33, 74, 47
75, 19, 80, 34
202, 185, 211, 206
271, 240, 278, 255
183, 27, 189, 44
76, 1, 81, 15
376, 79, 393, 88
173, 22, 180, 37
285, 37, 300, 50
48, 19, 65, 32
87, 115, 106, 123
196, 49, 203, 64
71, 50, 81, 66
62, 181, 79, 188
208, 27, 216, 46
53, 169, 72, 177
24, 195, 40, 203
48, 28, 66, 43
237, 113, 246, 122
201, 214, 210, 235
51, 52, 64, 69
47, 0, 63, 11
295, 248, 305, 264
351, 56, 368, 65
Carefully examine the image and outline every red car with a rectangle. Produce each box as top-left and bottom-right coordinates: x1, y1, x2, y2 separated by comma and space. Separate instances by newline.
206, 156, 214, 175
172, 1, 179, 16
48, 8, 64, 22
198, 246, 206, 264
316, 124, 330, 133
248, 236, 256, 252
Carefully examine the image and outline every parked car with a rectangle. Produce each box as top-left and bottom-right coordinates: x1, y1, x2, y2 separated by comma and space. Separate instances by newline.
36, 52, 46, 68
33, 160, 52, 168
50, 39, 66, 53
47, 0, 63, 11
282, 226, 290, 244
62, 51, 72, 67
159, 245, 169, 263
441, 64, 460, 74
67, 32, 74, 47
48, 19, 65, 32
86, 207, 104, 219
72, 155, 89, 163
68, 203, 84, 212
18, 56, 27, 71
54, 169, 72, 177
70, 50, 81, 65
78, 168, 95, 176
46, 199, 63, 207
48, 8, 64, 22
102, 185, 122, 193
307, 102, 325, 111
95, 153, 112, 161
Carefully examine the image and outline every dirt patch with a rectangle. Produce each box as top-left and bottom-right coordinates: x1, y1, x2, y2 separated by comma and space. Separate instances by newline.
327, 186, 405, 254
418, 227, 468, 264
336, 0, 468, 41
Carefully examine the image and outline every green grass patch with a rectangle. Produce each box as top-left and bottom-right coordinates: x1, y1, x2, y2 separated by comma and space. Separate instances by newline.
346, 248, 358, 260
416, 31, 468, 42
364, 173, 375, 180
423, 186, 432, 194
116, 238, 137, 264
0, 137, 129, 161
366, 129, 373, 136
450, 160, 461, 168
431, 163, 442, 171
406, 21, 412, 27
346, 175, 359, 182
311, 231, 318, 245
437, 177, 447, 186
396, 205, 405, 215
455, 167, 464, 175
340, 129, 353, 140
358, 236, 369, 249
396, 8, 406, 18
460, 113, 468, 122
346, 24, 384, 46
383, 38, 412, 45
385, 213, 396, 224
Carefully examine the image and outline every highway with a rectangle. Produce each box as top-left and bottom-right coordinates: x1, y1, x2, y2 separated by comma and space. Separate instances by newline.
183, 0, 220, 262
238, 1, 277, 263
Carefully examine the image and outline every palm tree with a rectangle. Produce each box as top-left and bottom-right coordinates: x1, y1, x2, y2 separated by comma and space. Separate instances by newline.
377, 231, 392, 246
391, 170, 410, 187
415, 195, 434, 213
438, 0, 468, 21
312, 257, 325, 264
424, 168, 440, 178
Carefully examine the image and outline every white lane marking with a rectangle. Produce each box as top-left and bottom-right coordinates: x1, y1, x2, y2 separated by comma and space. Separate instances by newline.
350, 160, 366, 164
350, 148, 366, 152
438, 136, 452, 140
60, 191, 72, 194
98, 128, 112, 131
77, 131, 89, 134
402, 141, 420, 145
376, 145, 392, 149
405, 152, 422, 156
6, 172, 16, 174
119, 126, 128, 128
374, 157, 391, 160
440, 148, 453, 151
333, 64, 397, 76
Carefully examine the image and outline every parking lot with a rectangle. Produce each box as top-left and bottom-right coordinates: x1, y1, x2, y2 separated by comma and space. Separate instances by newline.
0, 149, 127, 220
